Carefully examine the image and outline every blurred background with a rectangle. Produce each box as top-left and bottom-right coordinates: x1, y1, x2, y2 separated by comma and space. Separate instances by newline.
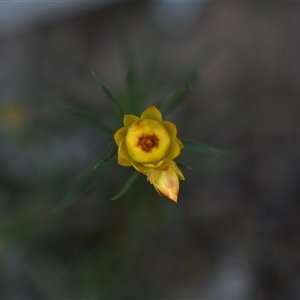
1, 1, 300, 299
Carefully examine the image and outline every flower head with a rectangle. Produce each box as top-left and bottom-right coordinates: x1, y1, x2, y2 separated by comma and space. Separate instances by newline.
113, 105, 184, 201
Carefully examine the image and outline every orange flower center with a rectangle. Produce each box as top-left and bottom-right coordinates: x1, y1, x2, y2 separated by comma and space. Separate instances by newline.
137, 134, 159, 152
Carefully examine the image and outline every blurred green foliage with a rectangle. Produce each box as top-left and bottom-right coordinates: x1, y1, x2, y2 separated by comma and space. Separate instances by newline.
0, 29, 227, 298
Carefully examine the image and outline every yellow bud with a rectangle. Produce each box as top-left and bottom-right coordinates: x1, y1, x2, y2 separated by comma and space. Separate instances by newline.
148, 161, 184, 202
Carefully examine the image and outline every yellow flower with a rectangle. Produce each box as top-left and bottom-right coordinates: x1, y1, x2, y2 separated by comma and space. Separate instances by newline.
113, 105, 184, 201
147, 161, 185, 202
114, 105, 183, 172
0, 104, 25, 130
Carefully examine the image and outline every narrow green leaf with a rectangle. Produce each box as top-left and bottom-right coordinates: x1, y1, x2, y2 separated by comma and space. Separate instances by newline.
182, 140, 237, 157
160, 71, 197, 114
160, 85, 190, 114
53, 165, 106, 214
65, 107, 115, 134
125, 63, 139, 113
111, 171, 139, 201
176, 161, 192, 170
144, 46, 159, 81
126, 63, 135, 89
93, 147, 118, 170
91, 70, 124, 116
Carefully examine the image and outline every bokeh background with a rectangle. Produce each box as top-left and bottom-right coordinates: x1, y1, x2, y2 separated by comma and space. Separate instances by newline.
1, 2, 300, 299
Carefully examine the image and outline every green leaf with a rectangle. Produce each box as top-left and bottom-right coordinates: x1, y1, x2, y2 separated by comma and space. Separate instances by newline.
65, 107, 115, 134
160, 71, 197, 114
125, 63, 139, 113
93, 147, 117, 170
182, 140, 237, 157
111, 171, 139, 201
91, 70, 124, 116
176, 161, 192, 170
126, 63, 136, 90
53, 164, 107, 214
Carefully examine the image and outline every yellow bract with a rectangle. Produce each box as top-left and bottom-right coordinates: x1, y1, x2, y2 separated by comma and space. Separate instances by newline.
113, 105, 184, 202
147, 161, 184, 202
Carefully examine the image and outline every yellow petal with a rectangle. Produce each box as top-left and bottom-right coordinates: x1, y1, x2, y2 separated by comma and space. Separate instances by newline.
131, 160, 153, 174
162, 121, 177, 140
147, 169, 160, 184
157, 159, 172, 171
118, 140, 132, 166
170, 161, 185, 180
165, 139, 181, 161
140, 105, 162, 121
143, 159, 164, 169
124, 114, 139, 127
114, 127, 127, 146
118, 156, 132, 166
176, 137, 184, 150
